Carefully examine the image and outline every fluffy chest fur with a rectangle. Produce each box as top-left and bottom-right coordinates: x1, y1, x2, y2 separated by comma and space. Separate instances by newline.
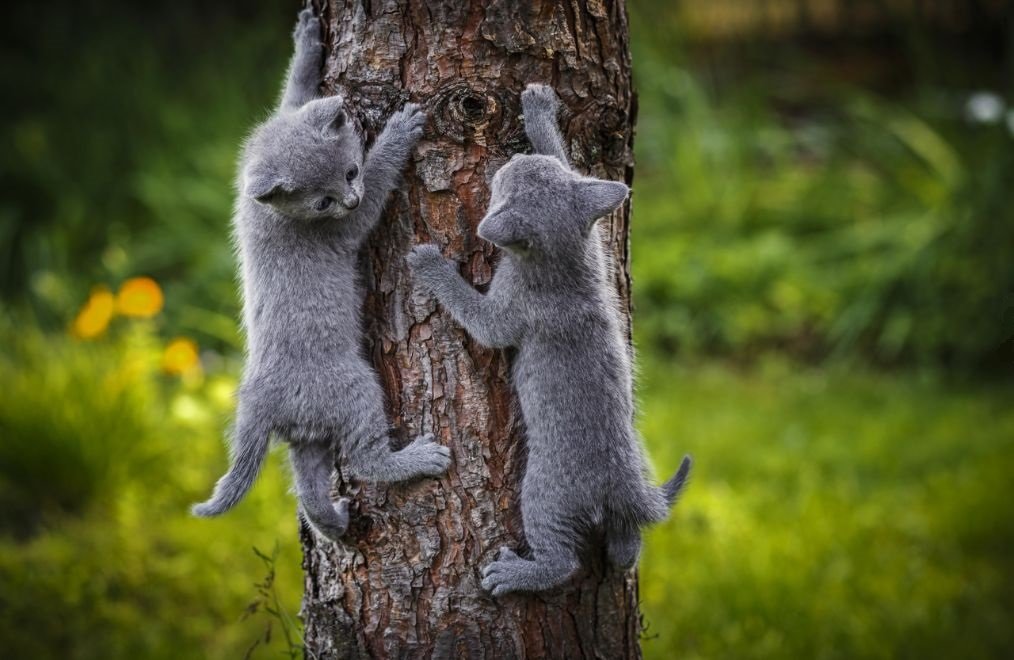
236, 200, 365, 368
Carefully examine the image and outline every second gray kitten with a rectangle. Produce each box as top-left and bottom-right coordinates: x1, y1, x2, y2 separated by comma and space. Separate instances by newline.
192, 8, 451, 541
408, 84, 691, 596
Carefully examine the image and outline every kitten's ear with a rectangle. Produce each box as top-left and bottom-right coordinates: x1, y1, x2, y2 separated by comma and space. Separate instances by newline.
576, 178, 629, 222
245, 166, 288, 204
477, 209, 526, 249
302, 96, 347, 135
326, 106, 346, 133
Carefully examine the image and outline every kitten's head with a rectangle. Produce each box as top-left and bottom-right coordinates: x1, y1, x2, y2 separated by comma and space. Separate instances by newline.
478, 154, 628, 258
243, 96, 364, 221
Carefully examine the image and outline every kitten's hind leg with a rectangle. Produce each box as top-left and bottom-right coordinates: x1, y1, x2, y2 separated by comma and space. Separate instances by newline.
339, 371, 451, 484
345, 432, 452, 484
289, 441, 350, 542
481, 544, 580, 598
480, 518, 581, 597
605, 524, 642, 570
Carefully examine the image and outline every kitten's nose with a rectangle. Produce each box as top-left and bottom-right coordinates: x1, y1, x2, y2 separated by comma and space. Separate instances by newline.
342, 193, 360, 210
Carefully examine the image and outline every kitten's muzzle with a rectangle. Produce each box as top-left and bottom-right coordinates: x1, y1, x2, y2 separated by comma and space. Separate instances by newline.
342, 193, 360, 210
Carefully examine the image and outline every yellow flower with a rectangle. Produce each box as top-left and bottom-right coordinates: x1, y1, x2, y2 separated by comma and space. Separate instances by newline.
162, 337, 201, 376
72, 286, 115, 339
117, 276, 164, 318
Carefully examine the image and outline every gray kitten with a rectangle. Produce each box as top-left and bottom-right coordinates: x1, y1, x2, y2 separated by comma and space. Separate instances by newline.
408, 84, 691, 596
192, 8, 451, 541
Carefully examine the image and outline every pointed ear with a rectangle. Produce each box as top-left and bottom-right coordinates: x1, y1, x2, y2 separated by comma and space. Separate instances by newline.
477, 210, 526, 248
577, 178, 629, 221
245, 164, 288, 203
302, 96, 346, 135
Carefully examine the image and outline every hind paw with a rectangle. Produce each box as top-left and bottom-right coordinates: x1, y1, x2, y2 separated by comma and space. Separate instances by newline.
481, 551, 529, 597
300, 497, 351, 543
405, 433, 452, 478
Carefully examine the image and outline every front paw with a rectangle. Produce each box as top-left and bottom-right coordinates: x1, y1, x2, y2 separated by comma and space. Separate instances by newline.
294, 7, 321, 47
522, 83, 561, 117
407, 243, 444, 271
407, 244, 453, 289
383, 102, 427, 150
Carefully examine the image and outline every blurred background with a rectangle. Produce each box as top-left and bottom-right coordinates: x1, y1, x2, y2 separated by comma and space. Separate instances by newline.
1, 0, 1011, 657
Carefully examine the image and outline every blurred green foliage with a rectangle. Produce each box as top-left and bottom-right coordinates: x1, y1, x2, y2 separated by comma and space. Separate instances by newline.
0, 2, 292, 347
0, 316, 303, 658
0, 0, 1011, 657
629, 5, 1014, 369
638, 359, 1014, 659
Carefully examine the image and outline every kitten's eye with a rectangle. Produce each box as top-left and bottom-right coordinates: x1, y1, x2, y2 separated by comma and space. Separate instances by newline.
315, 196, 336, 211
345, 165, 359, 182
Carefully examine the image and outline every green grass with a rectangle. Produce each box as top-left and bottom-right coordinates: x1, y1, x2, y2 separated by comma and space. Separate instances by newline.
0, 320, 304, 659
2, 319, 1010, 657
638, 358, 1014, 659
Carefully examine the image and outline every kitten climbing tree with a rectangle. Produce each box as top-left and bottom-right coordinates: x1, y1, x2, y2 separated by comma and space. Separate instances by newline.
302, 1, 639, 656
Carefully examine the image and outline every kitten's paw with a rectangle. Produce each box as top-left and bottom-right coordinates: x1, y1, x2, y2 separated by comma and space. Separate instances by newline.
606, 531, 642, 570
294, 7, 321, 46
386, 103, 427, 144
404, 433, 452, 477
480, 550, 528, 597
522, 83, 561, 117
334, 496, 351, 521
407, 244, 445, 273
407, 244, 455, 292
496, 546, 521, 562
300, 497, 350, 543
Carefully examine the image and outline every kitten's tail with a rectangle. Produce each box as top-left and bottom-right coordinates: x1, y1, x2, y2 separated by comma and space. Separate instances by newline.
660, 454, 693, 508
191, 413, 272, 518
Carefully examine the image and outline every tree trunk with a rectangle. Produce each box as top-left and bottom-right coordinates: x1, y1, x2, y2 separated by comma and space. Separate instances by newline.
302, 1, 638, 657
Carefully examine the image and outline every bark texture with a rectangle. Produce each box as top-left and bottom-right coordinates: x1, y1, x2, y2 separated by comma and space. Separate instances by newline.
302, 1, 639, 657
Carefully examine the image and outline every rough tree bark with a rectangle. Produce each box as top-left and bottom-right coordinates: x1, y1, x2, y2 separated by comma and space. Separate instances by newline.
302, 1, 639, 657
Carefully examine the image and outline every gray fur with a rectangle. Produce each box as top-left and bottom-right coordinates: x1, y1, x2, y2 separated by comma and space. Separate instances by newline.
192, 7, 451, 541
408, 84, 691, 596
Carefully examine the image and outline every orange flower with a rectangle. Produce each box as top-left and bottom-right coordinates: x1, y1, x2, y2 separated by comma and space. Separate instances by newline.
162, 337, 201, 376
72, 286, 115, 339
117, 277, 164, 318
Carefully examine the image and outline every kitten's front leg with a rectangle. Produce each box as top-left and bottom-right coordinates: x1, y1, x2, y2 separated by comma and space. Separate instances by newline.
279, 7, 324, 111
408, 244, 521, 349
521, 83, 570, 166
344, 104, 427, 245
